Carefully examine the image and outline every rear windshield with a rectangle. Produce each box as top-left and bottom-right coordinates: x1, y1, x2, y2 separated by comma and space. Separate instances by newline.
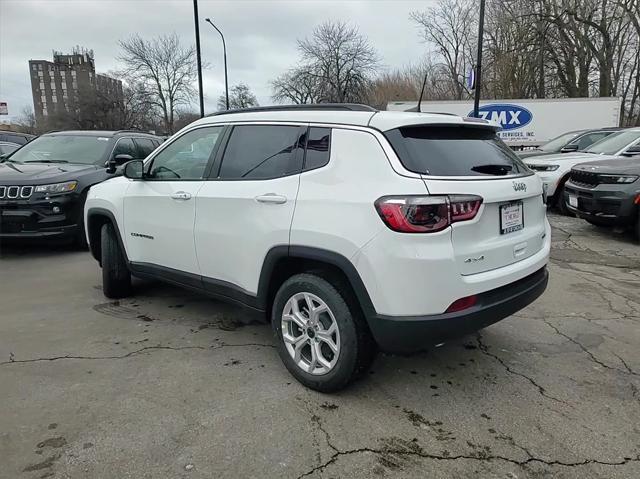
385, 126, 531, 177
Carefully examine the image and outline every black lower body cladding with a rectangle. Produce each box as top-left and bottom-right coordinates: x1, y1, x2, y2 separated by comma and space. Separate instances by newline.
367, 268, 549, 354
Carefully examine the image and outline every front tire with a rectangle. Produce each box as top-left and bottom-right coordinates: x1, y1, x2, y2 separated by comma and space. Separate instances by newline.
556, 185, 570, 215
101, 223, 132, 298
272, 273, 375, 392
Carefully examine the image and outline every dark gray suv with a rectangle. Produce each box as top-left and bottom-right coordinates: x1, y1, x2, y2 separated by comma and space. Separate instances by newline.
564, 157, 640, 239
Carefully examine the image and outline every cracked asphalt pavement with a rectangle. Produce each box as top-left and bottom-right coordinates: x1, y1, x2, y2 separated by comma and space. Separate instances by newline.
1, 212, 639, 479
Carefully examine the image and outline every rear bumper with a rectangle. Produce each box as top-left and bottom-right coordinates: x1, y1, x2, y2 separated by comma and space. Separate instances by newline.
564, 183, 638, 225
368, 267, 549, 353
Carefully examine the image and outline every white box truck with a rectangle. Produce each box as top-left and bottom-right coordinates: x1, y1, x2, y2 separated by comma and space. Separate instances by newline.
387, 97, 621, 147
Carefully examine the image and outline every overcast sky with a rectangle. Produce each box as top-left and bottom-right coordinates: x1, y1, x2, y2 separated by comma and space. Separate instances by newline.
0, 0, 434, 122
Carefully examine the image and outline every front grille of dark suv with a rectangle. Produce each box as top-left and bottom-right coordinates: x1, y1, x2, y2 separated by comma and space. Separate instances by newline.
0, 185, 33, 199
569, 170, 599, 188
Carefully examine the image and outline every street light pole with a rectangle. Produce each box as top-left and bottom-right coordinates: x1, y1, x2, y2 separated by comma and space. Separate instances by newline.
473, 0, 486, 118
205, 18, 229, 110
193, 0, 204, 118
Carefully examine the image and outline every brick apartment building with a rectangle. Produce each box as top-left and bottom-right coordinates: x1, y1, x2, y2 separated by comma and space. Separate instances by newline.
28, 49, 123, 123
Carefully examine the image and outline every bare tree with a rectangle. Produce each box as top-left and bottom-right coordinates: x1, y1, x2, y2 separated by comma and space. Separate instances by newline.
271, 21, 379, 104
173, 110, 201, 131
411, 0, 476, 100
218, 83, 259, 110
272, 68, 324, 104
14, 106, 37, 134
118, 33, 197, 133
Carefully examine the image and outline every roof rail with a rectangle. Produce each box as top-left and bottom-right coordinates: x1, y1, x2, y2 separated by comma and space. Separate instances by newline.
208, 103, 377, 116
114, 129, 149, 135
404, 106, 459, 116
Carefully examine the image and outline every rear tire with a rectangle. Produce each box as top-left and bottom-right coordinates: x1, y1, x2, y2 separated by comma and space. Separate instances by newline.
635, 210, 640, 242
271, 273, 375, 392
101, 223, 132, 299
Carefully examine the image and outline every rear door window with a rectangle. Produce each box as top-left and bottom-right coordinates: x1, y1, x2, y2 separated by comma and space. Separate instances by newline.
385, 126, 531, 177
303, 127, 331, 171
111, 138, 137, 159
218, 125, 304, 179
134, 138, 157, 158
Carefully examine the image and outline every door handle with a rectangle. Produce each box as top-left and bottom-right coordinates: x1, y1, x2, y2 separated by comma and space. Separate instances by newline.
255, 194, 287, 204
171, 191, 192, 201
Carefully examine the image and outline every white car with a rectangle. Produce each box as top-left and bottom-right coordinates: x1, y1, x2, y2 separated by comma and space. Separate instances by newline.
524, 128, 640, 213
84, 104, 550, 392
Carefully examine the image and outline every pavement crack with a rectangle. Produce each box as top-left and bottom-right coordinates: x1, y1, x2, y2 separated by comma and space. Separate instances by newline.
295, 444, 640, 478
476, 334, 566, 404
611, 352, 640, 377
542, 320, 637, 377
0, 342, 275, 365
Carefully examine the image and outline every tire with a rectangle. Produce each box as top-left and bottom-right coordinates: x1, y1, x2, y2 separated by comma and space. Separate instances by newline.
635, 210, 640, 242
271, 273, 376, 392
556, 185, 570, 215
74, 208, 88, 250
101, 222, 132, 299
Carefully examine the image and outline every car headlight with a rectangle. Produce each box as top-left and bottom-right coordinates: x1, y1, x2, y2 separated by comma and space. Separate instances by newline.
598, 174, 638, 184
527, 164, 559, 172
35, 181, 78, 194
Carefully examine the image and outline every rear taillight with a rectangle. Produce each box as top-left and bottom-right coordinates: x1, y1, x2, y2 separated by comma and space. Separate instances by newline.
375, 195, 483, 233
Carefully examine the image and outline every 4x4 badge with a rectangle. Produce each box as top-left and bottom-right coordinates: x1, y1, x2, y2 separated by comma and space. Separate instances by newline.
512, 181, 527, 192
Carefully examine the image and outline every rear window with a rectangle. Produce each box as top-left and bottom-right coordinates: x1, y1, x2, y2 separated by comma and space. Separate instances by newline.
385, 126, 531, 177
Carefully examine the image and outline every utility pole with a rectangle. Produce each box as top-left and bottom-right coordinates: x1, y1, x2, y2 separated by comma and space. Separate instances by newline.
193, 0, 205, 117
205, 18, 229, 110
473, 0, 486, 118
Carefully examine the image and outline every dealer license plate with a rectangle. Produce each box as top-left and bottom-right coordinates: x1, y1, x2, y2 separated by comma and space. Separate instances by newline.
500, 201, 524, 234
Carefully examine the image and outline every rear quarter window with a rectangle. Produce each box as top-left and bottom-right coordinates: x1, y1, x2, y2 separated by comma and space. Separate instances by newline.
385, 126, 531, 177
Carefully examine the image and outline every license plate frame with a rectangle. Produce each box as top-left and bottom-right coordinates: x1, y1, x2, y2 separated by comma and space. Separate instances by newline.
500, 201, 524, 235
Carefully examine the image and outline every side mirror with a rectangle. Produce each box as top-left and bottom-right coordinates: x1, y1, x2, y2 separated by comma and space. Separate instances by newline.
0, 153, 7, 162
106, 154, 134, 174
123, 160, 144, 180
560, 144, 579, 153
621, 145, 640, 157
114, 153, 134, 165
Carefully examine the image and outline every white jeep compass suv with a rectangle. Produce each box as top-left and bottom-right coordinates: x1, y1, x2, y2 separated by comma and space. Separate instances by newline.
85, 104, 550, 392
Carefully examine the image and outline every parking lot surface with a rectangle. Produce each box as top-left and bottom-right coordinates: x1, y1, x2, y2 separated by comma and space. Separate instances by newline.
1, 212, 639, 479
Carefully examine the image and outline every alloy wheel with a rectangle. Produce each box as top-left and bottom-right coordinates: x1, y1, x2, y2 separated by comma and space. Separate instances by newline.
281, 292, 340, 375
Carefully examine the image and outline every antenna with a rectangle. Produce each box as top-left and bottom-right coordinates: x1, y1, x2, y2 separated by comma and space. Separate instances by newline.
417, 70, 428, 113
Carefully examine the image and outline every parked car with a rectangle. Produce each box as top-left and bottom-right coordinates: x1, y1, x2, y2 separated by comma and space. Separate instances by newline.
0, 131, 35, 145
0, 141, 20, 156
517, 128, 620, 159
85, 104, 550, 392
523, 128, 640, 213
564, 157, 640, 239
0, 130, 161, 246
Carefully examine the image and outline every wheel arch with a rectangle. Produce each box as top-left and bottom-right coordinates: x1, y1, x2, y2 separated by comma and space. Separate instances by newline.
86, 208, 128, 264
257, 246, 377, 322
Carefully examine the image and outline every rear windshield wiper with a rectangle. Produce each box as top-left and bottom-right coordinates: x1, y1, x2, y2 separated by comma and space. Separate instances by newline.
24, 159, 69, 163
471, 164, 513, 175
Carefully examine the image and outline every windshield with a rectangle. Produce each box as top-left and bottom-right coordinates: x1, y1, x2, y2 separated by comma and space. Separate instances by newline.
585, 130, 640, 155
539, 131, 582, 152
7, 135, 110, 164
385, 126, 531, 176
